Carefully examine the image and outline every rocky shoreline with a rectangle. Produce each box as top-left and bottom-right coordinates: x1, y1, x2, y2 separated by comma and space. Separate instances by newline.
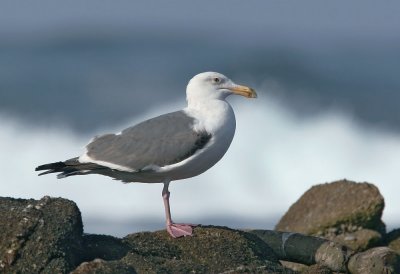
1, 179, 399, 273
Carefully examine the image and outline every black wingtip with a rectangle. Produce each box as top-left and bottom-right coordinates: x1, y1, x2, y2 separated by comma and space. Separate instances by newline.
38, 170, 56, 176
35, 162, 66, 172
35, 157, 101, 178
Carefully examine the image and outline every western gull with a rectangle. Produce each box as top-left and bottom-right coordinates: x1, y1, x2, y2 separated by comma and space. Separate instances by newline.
35, 72, 257, 238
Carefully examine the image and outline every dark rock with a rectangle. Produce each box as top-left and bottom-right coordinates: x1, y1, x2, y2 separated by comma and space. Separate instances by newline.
72, 258, 136, 274
75, 226, 297, 273
275, 180, 385, 235
2, 184, 397, 274
82, 234, 130, 261
348, 247, 400, 274
385, 229, 400, 254
249, 229, 352, 272
281, 262, 337, 274
0, 196, 83, 273
120, 226, 290, 273
332, 229, 382, 252
1, 195, 292, 273
302, 264, 334, 274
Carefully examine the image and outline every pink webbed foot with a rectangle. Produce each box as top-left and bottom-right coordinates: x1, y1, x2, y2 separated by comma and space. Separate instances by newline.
162, 182, 197, 238
167, 223, 195, 238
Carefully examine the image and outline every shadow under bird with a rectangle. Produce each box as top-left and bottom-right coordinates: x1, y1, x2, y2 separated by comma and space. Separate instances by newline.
36, 72, 257, 238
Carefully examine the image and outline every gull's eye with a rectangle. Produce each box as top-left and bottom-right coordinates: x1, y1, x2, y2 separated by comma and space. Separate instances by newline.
212, 77, 221, 84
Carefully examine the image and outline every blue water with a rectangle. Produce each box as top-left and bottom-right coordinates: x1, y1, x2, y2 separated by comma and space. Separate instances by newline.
1, 1, 400, 235
0, 0, 400, 132
1, 26, 399, 133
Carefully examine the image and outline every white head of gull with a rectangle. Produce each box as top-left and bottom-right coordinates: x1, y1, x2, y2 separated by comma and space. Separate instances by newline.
36, 72, 257, 238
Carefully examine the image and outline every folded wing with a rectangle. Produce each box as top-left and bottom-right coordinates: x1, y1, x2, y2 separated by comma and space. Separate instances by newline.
85, 111, 212, 171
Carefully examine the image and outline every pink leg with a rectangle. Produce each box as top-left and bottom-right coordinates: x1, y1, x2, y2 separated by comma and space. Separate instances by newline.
162, 181, 194, 238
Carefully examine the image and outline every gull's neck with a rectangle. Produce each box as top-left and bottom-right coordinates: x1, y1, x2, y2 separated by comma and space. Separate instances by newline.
184, 98, 235, 134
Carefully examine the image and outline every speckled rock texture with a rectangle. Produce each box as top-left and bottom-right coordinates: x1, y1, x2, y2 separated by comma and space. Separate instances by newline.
72, 258, 136, 274
347, 247, 400, 274
0, 196, 290, 273
1, 179, 399, 274
0, 196, 83, 273
275, 179, 385, 236
72, 226, 292, 274
273, 179, 400, 273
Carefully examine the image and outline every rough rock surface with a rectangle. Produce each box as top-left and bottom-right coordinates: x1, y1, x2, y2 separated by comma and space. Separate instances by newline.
273, 179, 400, 273
72, 259, 136, 274
0, 196, 290, 273
331, 229, 382, 252
82, 234, 130, 262
385, 229, 400, 254
0, 196, 83, 273
1, 179, 399, 274
302, 264, 334, 274
347, 247, 400, 274
275, 179, 385, 235
72, 227, 290, 274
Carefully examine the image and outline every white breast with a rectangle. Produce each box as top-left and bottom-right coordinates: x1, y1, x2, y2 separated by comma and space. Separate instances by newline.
147, 99, 236, 182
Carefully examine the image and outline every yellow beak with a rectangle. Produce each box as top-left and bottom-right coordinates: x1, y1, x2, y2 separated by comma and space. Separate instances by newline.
228, 85, 257, 98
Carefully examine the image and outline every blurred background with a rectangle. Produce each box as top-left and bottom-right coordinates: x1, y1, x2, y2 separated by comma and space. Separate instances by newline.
1, 0, 399, 236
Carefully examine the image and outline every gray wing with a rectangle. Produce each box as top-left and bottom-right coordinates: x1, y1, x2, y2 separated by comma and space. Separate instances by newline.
86, 111, 211, 171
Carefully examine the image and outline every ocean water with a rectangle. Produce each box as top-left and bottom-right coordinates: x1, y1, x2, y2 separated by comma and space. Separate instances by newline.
1, 1, 399, 236
1, 27, 400, 132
